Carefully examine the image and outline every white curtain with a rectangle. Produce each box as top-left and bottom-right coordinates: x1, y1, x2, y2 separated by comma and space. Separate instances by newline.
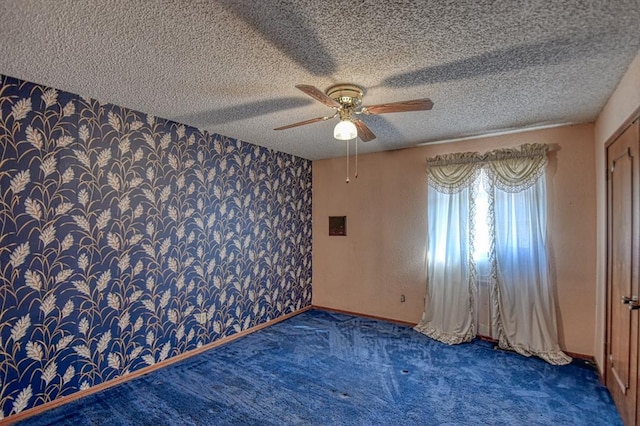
414, 183, 475, 344
414, 153, 480, 344
415, 144, 571, 365
487, 152, 571, 365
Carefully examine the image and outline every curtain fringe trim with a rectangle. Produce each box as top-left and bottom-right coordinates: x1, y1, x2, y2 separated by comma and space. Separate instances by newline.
413, 321, 475, 345
498, 339, 572, 365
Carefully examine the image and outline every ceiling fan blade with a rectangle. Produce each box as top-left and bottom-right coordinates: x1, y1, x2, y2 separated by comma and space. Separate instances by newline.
296, 84, 341, 109
273, 115, 330, 130
362, 98, 433, 115
353, 119, 376, 142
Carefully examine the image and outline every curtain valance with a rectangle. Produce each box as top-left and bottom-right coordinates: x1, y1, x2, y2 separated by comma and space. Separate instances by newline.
426, 151, 482, 194
426, 143, 549, 193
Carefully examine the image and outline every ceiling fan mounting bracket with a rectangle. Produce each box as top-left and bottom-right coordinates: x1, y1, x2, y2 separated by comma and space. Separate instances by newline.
326, 83, 364, 110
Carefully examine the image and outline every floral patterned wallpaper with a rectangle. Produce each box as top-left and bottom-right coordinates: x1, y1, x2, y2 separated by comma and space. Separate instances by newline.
0, 75, 312, 419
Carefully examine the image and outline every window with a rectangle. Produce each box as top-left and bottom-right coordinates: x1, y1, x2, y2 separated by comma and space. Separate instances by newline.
473, 173, 490, 262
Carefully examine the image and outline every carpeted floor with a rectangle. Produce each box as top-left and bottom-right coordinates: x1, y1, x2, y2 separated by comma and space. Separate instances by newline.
18, 309, 620, 425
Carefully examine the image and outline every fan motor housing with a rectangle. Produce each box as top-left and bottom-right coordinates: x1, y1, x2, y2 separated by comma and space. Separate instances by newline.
326, 84, 364, 109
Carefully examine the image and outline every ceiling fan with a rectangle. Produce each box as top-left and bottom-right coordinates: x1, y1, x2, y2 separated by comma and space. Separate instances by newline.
274, 84, 434, 142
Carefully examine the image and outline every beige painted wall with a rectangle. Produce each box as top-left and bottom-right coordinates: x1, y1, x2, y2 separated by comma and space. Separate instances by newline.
593, 50, 640, 373
313, 124, 597, 356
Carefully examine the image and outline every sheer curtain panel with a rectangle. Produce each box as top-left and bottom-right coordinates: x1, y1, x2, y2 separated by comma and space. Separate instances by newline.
414, 154, 480, 344
486, 146, 571, 365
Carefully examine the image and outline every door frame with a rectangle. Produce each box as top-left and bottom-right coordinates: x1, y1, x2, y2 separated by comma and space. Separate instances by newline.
604, 107, 640, 385
604, 115, 640, 425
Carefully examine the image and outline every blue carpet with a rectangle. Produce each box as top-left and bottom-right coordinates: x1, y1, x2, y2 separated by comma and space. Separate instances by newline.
18, 309, 619, 425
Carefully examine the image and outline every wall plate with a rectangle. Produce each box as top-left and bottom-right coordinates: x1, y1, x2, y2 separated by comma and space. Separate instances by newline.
329, 216, 346, 236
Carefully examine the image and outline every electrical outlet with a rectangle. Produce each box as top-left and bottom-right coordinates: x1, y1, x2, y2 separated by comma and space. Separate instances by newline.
400, 294, 406, 303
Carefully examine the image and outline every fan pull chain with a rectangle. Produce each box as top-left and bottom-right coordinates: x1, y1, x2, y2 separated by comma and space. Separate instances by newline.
345, 138, 350, 183
354, 136, 358, 179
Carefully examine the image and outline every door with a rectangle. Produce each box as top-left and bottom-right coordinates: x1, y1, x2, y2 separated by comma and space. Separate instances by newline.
607, 120, 640, 425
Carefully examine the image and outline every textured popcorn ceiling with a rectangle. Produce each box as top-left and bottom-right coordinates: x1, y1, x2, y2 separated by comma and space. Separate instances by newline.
1, 1, 639, 160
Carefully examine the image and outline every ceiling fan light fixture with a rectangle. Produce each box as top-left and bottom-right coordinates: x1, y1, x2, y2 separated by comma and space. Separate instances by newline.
274, 83, 433, 143
334, 119, 357, 140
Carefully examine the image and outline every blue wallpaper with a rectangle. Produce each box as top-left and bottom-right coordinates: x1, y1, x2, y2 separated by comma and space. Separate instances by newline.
0, 75, 312, 419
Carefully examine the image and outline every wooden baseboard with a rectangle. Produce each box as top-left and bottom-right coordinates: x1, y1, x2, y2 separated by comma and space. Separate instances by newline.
2, 306, 311, 425
563, 350, 597, 363
311, 305, 418, 327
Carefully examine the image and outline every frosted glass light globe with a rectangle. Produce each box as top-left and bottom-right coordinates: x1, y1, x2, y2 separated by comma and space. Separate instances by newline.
333, 120, 357, 140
